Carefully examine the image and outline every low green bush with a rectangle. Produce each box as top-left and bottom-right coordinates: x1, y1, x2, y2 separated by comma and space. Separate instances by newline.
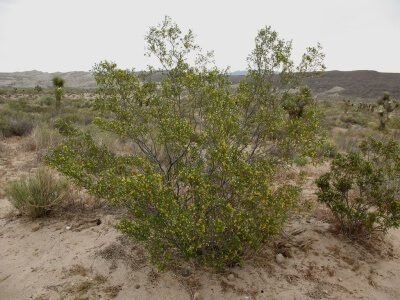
6, 98, 28, 112
319, 140, 338, 158
39, 96, 55, 107
5, 167, 71, 218
367, 121, 378, 129
294, 156, 309, 167
316, 137, 400, 236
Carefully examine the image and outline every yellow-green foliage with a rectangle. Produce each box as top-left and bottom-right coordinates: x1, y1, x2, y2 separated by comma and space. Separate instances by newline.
5, 167, 71, 218
46, 17, 325, 269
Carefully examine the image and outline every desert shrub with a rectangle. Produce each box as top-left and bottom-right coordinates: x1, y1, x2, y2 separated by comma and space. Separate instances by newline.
6, 98, 28, 112
340, 113, 366, 127
331, 130, 360, 153
9, 118, 34, 136
28, 122, 63, 151
5, 167, 71, 218
331, 127, 387, 154
77, 99, 93, 109
367, 121, 378, 129
46, 17, 325, 269
389, 115, 400, 130
294, 156, 309, 167
39, 96, 55, 106
0, 112, 34, 138
316, 138, 400, 236
58, 112, 83, 124
0, 115, 11, 138
319, 140, 338, 158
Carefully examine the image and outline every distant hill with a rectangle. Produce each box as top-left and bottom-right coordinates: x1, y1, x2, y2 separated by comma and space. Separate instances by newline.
1, 70, 399, 100
0, 70, 96, 89
229, 70, 400, 100
304, 70, 400, 100
230, 70, 247, 76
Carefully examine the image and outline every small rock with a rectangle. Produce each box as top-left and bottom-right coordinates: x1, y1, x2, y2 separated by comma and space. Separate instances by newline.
180, 269, 191, 277
31, 224, 41, 232
323, 289, 328, 294
66, 226, 71, 230
193, 291, 201, 300
135, 284, 140, 289
55, 224, 62, 231
276, 253, 285, 264
338, 277, 343, 282
227, 274, 235, 281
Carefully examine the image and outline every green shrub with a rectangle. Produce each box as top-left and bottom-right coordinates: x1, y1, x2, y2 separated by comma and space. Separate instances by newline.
58, 112, 83, 124
389, 116, 400, 130
367, 121, 378, 129
319, 140, 338, 158
46, 17, 325, 269
39, 96, 55, 107
316, 138, 400, 236
0, 116, 11, 138
294, 156, 309, 167
5, 167, 71, 218
6, 98, 28, 112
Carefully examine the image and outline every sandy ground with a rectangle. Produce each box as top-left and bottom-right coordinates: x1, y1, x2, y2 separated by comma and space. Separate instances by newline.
1, 136, 400, 300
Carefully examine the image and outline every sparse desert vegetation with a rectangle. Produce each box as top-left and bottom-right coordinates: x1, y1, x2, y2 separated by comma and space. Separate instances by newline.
1, 18, 400, 300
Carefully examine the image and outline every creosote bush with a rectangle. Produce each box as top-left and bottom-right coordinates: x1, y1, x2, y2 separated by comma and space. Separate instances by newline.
5, 167, 71, 218
46, 17, 325, 269
316, 137, 400, 236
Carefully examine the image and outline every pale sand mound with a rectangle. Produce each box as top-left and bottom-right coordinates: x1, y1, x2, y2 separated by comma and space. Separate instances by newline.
1, 137, 400, 300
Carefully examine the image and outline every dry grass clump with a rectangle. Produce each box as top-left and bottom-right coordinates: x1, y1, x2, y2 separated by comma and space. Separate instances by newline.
331, 127, 389, 153
23, 122, 63, 152
4, 167, 72, 218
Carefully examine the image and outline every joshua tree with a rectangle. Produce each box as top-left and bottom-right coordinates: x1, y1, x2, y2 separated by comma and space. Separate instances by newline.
283, 86, 315, 119
52, 77, 65, 111
34, 85, 43, 93
342, 99, 352, 113
377, 92, 398, 131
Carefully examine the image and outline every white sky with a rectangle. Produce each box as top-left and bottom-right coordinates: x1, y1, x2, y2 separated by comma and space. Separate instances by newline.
0, 0, 399, 73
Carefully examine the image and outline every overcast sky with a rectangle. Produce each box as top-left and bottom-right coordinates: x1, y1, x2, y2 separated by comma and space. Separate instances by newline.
0, 0, 399, 73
